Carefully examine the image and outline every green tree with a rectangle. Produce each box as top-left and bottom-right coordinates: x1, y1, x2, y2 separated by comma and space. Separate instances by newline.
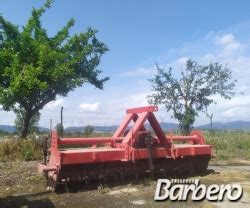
15, 108, 40, 135
55, 123, 63, 137
0, 0, 109, 138
84, 125, 94, 136
148, 60, 236, 135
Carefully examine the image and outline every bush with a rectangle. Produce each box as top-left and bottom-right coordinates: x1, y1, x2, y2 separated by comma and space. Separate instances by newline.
84, 125, 94, 136
0, 138, 42, 162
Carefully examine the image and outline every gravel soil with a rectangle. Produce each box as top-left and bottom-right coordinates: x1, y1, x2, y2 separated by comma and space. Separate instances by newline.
0, 159, 250, 208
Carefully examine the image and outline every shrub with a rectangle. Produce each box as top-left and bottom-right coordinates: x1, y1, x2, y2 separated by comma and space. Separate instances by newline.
0, 138, 42, 162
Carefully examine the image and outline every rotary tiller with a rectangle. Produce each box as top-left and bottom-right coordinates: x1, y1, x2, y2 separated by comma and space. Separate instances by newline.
38, 106, 212, 191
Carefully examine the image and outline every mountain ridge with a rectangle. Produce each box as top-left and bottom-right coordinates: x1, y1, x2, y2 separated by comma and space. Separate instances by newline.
1, 120, 250, 133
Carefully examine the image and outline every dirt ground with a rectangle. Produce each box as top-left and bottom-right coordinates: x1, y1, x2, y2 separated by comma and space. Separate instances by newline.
0, 159, 250, 208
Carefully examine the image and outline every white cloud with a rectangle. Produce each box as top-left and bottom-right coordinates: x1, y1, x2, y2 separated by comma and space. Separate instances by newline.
225, 95, 250, 107
0, 110, 16, 125
121, 67, 156, 77
130, 92, 149, 106
223, 107, 242, 118
216, 34, 235, 45
221, 105, 250, 120
79, 102, 100, 111
215, 33, 242, 55
176, 56, 189, 65
45, 98, 64, 110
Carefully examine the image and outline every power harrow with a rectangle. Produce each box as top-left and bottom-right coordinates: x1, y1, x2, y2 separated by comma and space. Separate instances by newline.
38, 106, 212, 191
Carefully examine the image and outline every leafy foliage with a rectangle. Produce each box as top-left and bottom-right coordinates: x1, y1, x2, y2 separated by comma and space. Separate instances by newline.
15, 108, 40, 135
84, 125, 94, 136
0, 0, 109, 137
55, 123, 64, 137
148, 60, 236, 134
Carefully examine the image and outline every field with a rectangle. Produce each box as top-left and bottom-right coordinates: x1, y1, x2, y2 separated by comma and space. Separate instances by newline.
0, 159, 250, 207
1, 131, 250, 162
0, 131, 250, 207
204, 131, 250, 160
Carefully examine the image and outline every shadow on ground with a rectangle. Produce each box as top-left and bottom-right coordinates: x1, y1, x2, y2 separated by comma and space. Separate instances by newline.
0, 191, 54, 208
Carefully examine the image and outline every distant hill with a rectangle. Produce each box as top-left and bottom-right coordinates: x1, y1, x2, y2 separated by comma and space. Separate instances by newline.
64, 123, 179, 133
154, 123, 179, 131
65, 121, 250, 132
1, 121, 250, 133
0, 125, 16, 133
39, 127, 50, 132
197, 121, 250, 131
0, 125, 49, 133
65, 125, 120, 133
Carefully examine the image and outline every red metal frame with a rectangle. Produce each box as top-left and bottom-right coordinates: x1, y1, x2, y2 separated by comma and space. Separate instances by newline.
38, 106, 212, 176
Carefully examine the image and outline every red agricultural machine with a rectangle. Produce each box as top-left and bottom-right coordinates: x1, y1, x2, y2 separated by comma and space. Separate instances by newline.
38, 106, 212, 191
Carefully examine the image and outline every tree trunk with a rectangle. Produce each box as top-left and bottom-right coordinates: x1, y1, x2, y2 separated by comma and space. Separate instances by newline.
180, 107, 195, 135
180, 123, 191, 135
20, 111, 32, 139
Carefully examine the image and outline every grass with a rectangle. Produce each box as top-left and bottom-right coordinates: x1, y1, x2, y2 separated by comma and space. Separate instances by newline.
204, 131, 250, 160
0, 130, 249, 162
0, 138, 42, 162
97, 183, 110, 194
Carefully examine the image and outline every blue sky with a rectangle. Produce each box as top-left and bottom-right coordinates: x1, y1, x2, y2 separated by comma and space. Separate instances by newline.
1, 0, 250, 127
